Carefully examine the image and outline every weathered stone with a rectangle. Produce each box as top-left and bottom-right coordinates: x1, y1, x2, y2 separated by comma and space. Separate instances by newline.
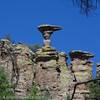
38, 24, 62, 48
97, 63, 100, 72
34, 48, 75, 100
0, 40, 35, 99
14, 44, 34, 98
69, 50, 93, 82
69, 50, 94, 100
35, 48, 58, 62
0, 25, 97, 100
34, 48, 60, 98
96, 63, 100, 78
69, 50, 94, 60
0, 39, 15, 84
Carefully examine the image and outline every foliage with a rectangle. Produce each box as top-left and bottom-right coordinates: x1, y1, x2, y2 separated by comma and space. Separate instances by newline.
72, 0, 100, 15
25, 82, 50, 100
65, 95, 71, 100
0, 67, 15, 100
88, 82, 100, 99
86, 72, 100, 100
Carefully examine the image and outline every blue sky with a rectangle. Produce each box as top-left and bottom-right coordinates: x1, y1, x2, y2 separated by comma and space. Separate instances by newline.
0, 0, 100, 76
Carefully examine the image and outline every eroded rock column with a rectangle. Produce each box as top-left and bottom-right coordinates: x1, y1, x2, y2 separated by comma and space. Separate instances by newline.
69, 50, 94, 100
34, 48, 60, 99
34, 48, 74, 100
33, 24, 73, 100
0, 39, 15, 84
0, 40, 35, 99
96, 63, 100, 78
14, 44, 34, 99
58, 52, 74, 98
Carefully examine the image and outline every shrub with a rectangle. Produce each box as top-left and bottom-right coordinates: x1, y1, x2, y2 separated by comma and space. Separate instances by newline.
25, 82, 50, 100
0, 67, 15, 99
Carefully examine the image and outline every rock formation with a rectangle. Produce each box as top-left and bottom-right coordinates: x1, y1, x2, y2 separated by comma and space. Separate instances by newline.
0, 39, 35, 99
0, 24, 98, 100
96, 63, 100, 78
69, 50, 94, 100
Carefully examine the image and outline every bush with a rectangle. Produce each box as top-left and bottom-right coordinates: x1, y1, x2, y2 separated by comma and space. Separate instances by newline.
0, 67, 15, 99
25, 82, 50, 100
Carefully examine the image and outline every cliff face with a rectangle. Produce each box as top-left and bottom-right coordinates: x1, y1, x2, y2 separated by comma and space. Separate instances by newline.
69, 51, 94, 100
34, 47, 74, 100
0, 39, 34, 98
0, 39, 94, 100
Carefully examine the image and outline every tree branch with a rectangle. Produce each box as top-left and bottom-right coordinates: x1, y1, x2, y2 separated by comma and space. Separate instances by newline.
71, 78, 100, 100
72, 0, 99, 15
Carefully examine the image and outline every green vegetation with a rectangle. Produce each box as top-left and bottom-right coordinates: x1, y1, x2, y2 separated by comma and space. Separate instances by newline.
26, 82, 50, 100
85, 72, 100, 100
0, 67, 15, 100
65, 95, 71, 100
25, 82, 40, 100
88, 81, 100, 99
0, 67, 49, 100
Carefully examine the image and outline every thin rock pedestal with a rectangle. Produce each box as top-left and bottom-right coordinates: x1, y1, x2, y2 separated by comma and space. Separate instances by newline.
34, 24, 73, 100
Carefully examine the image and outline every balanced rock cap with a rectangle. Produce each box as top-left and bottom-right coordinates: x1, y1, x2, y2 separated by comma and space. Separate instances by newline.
38, 24, 62, 33
69, 50, 94, 60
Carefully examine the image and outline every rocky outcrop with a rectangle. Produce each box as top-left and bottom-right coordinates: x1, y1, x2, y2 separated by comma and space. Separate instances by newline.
0, 39, 17, 85
69, 50, 94, 100
0, 24, 98, 100
96, 63, 100, 78
14, 44, 34, 98
33, 47, 74, 100
0, 39, 35, 99
0, 39, 96, 100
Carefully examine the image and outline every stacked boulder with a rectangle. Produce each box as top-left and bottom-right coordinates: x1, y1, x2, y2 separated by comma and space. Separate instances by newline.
34, 46, 73, 100
0, 24, 97, 100
69, 50, 94, 100
0, 39, 96, 100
